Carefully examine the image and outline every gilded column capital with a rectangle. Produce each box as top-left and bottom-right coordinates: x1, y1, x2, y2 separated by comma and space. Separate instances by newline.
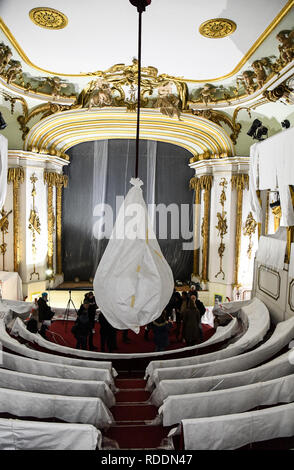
7, 167, 25, 185
44, 171, 68, 188
231, 174, 249, 191
199, 175, 213, 191
189, 176, 199, 191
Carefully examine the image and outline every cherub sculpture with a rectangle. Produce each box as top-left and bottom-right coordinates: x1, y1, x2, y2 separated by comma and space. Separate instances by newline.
237, 70, 256, 95
0, 43, 12, 74
276, 30, 294, 65
156, 82, 181, 119
87, 78, 113, 109
5, 60, 22, 84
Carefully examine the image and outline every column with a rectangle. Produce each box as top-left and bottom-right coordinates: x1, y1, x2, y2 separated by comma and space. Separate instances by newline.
55, 174, 68, 275
189, 176, 201, 278
200, 175, 213, 284
7, 167, 24, 273
44, 172, 56, 272
231, 174, 249, 288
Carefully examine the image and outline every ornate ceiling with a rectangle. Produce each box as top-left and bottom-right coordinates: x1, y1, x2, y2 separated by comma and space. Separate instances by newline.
0, 0, 293, 160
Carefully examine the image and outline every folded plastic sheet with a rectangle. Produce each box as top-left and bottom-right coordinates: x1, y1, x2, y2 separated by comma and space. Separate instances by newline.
0, 386, 114, 428
10, 317, 117, 377
1, 319, 116, 380
0, 299, 34, 324
93, 178, 174, 333
159, 373, 294, 426
0, 349, 114, 386
0, 367, 115, 408
148, 314, 294, 388
181, 402, 294, 450
256, 235, 287, 270
0, 418, 101, 450
146, 298, 269, 386
150, 350, 294, 406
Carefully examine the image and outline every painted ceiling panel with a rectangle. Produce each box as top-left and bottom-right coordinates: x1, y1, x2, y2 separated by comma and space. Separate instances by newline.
0, 0, 289, 79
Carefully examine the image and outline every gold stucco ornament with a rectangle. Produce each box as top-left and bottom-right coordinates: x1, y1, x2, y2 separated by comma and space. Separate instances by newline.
29, 8, 68, 30
199, 18, 236, 39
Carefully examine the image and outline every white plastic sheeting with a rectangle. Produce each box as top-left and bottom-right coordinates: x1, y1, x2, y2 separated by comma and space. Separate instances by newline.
0, 418, 101, 450
256, 235, 287, 270
0, 135, 8, 210
150, 350, 294, 406
0, 367, 115, 408
1, 319, 116, 379
289, 242, 294, 279
10, 317, 117, 376
249, 129, 294, 226
159, 373, 294, 426
93, 178, 174, 333
148, 314, 294, 388
146, 298, 269, 386
1, 350, 115, 386
0, 387, 114, 428
179, 402, 294, 450
0, 274, 23, 301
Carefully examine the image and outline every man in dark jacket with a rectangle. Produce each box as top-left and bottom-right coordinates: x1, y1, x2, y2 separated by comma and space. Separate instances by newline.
73, 302, 92, 350
37, 292, 54, 338
190, 292, 206, 341
84, 292, 98, 350
99, 312, 116, 352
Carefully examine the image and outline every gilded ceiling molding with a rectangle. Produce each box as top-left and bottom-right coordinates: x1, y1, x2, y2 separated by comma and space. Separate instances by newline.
24, 108, 235, 160
199, 18, 236, 39
7, 167, 24, 272
0, 1, 292, 82
29, 8, 68, 30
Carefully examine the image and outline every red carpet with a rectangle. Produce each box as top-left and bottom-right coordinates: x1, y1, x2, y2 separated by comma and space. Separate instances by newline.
104, 377, 170, 449
48, 320, 215, 354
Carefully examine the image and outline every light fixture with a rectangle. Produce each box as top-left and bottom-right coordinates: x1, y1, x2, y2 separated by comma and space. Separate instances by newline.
247, 119, 268, 141
281, 119, 290, 129
0, 112, 7, 130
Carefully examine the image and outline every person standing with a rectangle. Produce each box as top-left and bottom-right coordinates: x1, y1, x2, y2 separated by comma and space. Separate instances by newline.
98, 312, 116, 353
37, 292, 54, 338
151, 311, 172, 352
182, 297, 201, 346
73, 301, 91, 350
192, 291, 206, 342
84, 292, 98, 351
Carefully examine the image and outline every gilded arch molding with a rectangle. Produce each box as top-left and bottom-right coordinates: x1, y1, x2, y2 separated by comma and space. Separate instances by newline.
24, 108, 235, 160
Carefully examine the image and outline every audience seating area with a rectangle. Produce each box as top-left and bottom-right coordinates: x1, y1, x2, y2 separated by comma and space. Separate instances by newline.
2, 296, 294, 450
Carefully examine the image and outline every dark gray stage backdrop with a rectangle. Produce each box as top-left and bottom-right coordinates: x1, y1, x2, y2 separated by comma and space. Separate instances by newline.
62, 139, 194, 282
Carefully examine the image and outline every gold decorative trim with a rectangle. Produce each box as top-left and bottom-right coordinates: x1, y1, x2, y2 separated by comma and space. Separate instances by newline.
44, 172, 56, 271
189, 176, 201, 276
0, 1, 293, 82
29, 8, 68, 30
231, 174, 249, 287
7, 167, 24, 272
55, 175, 68, 275
243, 212, 257, 260
28, 173, 40, 280
215, 178, 228, 280
231, 173, 249, 191
200, 175, 213, 282
0, 207, 12, 271
199, 18, 236, 39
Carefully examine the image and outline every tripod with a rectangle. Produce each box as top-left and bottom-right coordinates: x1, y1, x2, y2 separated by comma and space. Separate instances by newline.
63, 290, 78, 331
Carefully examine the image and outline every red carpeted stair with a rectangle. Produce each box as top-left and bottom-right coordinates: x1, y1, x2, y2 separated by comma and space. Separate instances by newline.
105, 376, 170, 449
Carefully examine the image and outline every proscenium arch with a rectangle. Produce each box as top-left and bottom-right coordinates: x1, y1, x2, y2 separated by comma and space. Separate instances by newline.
24, 107, 235, 159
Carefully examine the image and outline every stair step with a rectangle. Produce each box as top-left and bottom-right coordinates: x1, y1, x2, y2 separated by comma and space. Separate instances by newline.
105, 425, 168, 449
115, 379, 146, 389
112, 404, 157, 421
116, 389, 150, 402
